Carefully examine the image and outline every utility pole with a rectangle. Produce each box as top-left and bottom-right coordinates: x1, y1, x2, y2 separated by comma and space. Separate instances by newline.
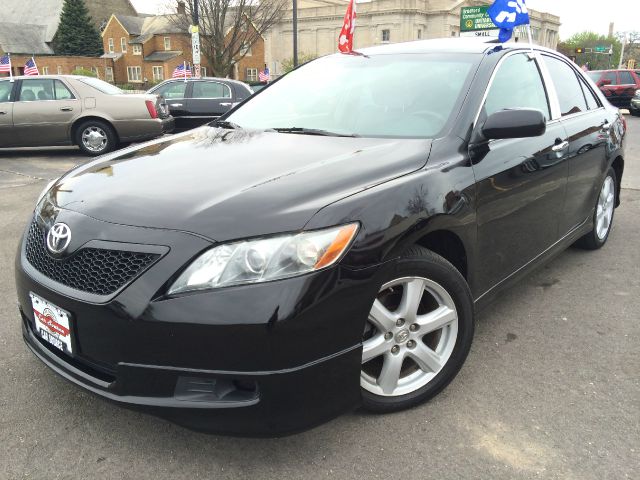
618, 33, 627, 69
293, 0, 298, 67
191, 0, 201, 78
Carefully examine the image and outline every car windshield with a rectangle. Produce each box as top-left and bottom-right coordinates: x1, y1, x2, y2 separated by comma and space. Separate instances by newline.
226, 53, 478, 138
77, 77, 123, 95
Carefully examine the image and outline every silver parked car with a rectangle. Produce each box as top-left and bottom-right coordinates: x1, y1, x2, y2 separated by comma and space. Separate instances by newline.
0, 75, 174, 155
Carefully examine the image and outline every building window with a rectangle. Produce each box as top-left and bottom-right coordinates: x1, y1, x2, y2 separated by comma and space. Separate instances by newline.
200, 66, 207, 77
382, 29, 390, 42
133, 44, 142, 55
91, 66, 100, 78
108, 38, 114, 53
417, 29, 422, 40
152, 66, 164, 81
246, 68, 258, 82
121, 37, 127, 53
164, 37, 171, 50
42, 66, 49, 75
127, 66, 142, 82
105, 66, 114, 82
57, 66, 63, 74
240, 44, 252, 57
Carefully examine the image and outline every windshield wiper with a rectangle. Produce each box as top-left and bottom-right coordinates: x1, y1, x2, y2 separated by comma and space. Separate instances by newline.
269, 127, 358, 137
212, 120, 241, 129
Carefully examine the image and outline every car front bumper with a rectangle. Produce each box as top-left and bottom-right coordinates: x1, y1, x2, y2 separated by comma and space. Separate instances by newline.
15, 210, 381, 436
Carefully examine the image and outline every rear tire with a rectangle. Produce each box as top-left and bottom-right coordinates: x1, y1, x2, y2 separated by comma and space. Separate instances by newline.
360, 246, 474, 413
75, 120, 117, 156
575, 167, 617, 250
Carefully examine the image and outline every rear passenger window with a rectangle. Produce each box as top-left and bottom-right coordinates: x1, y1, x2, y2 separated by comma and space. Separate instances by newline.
192, 81, 231, 99
602, 71, 618, 85
54, 80, 74, 100
0, 81, 12, 102
619, 71, 634, 84
484, 53, 550, 119
156, 82, 187, 99
578, 77, 600, 110
543, 56, 588, 116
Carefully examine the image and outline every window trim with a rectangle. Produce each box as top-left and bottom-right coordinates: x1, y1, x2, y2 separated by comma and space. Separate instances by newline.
132, 44, 142, 55
108, 38, 114, 53
126, 66, 143, 83
17, 78, 77, 102
121, 37, 127, 53
191, 80, 232, 99
105, 66, 114, 82
152, 65, 164, 81
246, 68, 258, 82
164, 36, 171, 51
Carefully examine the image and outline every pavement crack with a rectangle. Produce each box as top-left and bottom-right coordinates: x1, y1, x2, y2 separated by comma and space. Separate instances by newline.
0, 168, 48, 181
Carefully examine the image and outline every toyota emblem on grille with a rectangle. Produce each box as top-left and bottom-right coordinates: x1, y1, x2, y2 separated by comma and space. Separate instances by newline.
46, 223, 72, 254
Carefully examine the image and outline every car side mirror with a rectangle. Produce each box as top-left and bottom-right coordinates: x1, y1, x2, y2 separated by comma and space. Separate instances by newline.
481, 109, 546, 140
599, 79, 612, 86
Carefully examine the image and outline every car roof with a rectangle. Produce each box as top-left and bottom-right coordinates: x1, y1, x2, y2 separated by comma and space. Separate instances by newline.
160, 76, 246, 86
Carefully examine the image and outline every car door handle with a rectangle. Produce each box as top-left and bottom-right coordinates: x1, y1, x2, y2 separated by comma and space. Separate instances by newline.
169, 103, 183, 107
60, 107, 73, 112
551, 140, 569, 152
0, 111, 6, 115
220, 102, 232, 107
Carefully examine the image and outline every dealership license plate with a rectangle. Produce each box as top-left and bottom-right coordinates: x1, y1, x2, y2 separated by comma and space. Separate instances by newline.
30, 292, 73, 355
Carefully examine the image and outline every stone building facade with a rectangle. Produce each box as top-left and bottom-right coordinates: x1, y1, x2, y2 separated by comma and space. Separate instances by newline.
265, 0, 561, 75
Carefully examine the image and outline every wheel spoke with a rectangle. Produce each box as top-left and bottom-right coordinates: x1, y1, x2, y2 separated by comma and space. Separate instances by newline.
407, 342, 443, 373
416, 306, 456, 334
378, 352, 404, 394
362, 334, 389, 363
398, 278, 426, 321
368, 299, 397, 332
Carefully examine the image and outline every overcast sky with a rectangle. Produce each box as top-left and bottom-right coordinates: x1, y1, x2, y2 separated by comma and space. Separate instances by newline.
129, 0, 638, 40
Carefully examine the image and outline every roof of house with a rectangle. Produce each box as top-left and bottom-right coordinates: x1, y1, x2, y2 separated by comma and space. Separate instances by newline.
112, 13, 186, 44
0, 22, 54, 55
114, 14, 146, 35
144, 50, 183, 62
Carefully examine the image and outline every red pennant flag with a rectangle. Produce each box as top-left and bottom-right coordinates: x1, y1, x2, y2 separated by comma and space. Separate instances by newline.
338, 0, 356, 53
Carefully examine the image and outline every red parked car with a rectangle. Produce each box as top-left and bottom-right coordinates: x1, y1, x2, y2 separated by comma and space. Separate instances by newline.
587, 69, 640, 109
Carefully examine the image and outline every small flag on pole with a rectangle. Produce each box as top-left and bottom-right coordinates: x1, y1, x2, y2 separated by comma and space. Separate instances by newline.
172, 62, 192, 78
0, 54, 11, 73
488, 0, 530, 43
338, 0, 356, 53
24, 57, 39, 76
258, 66, 270, 82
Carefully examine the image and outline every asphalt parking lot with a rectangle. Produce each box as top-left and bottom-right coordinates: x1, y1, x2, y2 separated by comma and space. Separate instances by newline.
1, 118, 639, 480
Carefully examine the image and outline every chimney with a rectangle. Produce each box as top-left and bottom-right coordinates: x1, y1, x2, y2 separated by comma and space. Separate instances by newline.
177, 1, 186, 14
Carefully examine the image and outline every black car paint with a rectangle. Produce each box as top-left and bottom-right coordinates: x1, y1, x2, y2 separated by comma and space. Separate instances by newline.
148, 78, 252, 132
15, 42, 625, 436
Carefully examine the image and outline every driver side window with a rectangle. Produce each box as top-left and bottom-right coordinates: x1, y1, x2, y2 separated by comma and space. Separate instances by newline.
484, 54, 550, 120
156, 82, 187, 99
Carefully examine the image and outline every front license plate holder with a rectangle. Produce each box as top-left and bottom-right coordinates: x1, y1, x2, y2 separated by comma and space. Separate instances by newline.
30, 292, 73, 355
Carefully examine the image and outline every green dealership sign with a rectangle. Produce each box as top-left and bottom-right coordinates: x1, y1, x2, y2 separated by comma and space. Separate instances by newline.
460, 6, 498, 32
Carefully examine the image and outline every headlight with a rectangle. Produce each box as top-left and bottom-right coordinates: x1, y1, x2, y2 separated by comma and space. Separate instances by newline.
36, 177, 60, 205
168, 223, 359, 295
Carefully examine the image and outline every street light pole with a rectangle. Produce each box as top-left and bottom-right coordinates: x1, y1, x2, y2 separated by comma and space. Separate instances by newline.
293, 0, 298, 67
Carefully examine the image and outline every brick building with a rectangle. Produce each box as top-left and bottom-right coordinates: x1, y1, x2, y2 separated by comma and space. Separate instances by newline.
101, 8, 266, 86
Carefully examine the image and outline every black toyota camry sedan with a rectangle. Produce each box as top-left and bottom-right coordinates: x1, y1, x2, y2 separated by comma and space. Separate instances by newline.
16, 39, 625, 436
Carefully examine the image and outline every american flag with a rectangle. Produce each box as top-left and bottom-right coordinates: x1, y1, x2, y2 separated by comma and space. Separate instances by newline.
24, 57, 39, 76
172, 62, 192, 78
0, 55, 10, 73
258, 66, 270, 82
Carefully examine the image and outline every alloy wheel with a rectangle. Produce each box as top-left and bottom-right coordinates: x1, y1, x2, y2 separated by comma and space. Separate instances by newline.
81, 126, 108, 153
361, 276, 458, 397
596, 176, 615, 240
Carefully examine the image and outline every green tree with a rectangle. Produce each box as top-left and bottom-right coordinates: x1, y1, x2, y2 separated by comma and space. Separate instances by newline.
558, 31, 622, 70
53, 0, 103, 56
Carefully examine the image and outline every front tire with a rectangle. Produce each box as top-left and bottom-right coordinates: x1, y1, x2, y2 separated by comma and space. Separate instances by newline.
360, 246, 474, 413
575, 167, 617, 250
75, 120, 117, 156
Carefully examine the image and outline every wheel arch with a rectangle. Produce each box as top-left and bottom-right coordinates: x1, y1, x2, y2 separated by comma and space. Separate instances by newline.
611, 155, 624, 207
70, 115, 119, 146
414, 229, 469, 280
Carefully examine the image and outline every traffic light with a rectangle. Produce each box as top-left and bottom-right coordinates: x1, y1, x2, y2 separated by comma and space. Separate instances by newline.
575, 47, 584, 54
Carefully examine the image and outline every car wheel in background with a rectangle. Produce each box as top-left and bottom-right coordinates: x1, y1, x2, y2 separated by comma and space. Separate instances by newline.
360, 246, 474, 412
76, 120, 117, 156
575, 167, 617, 250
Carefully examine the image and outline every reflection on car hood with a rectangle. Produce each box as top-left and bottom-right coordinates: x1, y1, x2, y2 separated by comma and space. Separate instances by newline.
48, 127, 431, 241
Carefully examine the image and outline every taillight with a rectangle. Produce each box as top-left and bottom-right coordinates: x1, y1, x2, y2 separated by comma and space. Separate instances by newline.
145, 100, 158, 119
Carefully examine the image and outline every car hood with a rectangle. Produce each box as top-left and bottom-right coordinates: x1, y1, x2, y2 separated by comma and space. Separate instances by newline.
48, 127, 431, 241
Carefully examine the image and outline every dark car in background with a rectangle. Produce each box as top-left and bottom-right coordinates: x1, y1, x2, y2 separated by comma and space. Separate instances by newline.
16, 39, 625, 436
147, 77, 253, 132
587, 69, 640, 109
0, 76, 173, 155
629, 89, 640, 116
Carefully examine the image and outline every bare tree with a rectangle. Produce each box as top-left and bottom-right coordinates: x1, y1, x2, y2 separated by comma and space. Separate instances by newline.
171, 0, 287, 78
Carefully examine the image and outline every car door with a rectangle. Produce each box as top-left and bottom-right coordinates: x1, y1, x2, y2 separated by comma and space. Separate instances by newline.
186, 80, 234, 128
152, 81, 189, 129
0, 79, 16, 147
13, 78, 79, 146
471, 52, 570, 290
542, 55, 610, 235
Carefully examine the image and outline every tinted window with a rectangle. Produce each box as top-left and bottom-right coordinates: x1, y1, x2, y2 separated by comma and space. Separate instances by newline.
484, 54, 550, 119
192, 81, 231, 99
619, 71, 634, 84
0, 81, 12, 102
227, 53, 477, 138
155, 82, 187, 99
19, 79, 55, 101
603, 72, 618, 85
54, 80, 74, 100
578, 76, 600, 110
543, 56, 588, 116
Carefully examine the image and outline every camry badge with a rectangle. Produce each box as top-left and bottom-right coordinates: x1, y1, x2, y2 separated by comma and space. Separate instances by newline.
46, 223, 72, 254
